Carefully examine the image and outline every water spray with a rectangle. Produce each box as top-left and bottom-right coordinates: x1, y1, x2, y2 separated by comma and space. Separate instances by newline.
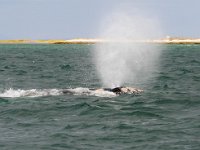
94, 9, 163, 88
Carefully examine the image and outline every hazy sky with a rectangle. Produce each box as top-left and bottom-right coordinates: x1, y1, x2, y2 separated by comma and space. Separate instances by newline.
0, 0, 199, 39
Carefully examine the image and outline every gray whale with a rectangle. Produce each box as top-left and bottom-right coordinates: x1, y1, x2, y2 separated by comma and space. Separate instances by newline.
102, 87, 143, 95
62, 87, 143, 95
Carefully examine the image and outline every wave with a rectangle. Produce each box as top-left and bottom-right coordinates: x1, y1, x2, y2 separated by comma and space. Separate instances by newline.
0, 88, 116, 98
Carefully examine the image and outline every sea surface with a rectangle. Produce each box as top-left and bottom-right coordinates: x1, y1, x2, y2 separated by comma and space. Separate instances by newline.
0, 44, 199, 150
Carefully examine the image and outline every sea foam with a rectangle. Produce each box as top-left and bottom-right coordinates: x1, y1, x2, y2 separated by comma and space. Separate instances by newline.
0, 88, 116, 98
0, 88, 61, 98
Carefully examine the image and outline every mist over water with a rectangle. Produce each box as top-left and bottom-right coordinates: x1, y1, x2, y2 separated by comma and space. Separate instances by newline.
94, 9, 163, 88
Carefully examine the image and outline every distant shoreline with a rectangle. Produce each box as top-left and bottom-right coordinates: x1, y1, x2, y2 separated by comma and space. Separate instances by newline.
0, 38, 200, 44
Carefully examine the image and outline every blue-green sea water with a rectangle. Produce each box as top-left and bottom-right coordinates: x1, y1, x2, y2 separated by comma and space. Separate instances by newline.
0, 44, 199, 150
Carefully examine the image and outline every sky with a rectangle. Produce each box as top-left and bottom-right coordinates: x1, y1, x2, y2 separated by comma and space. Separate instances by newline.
0, 0, 200, 39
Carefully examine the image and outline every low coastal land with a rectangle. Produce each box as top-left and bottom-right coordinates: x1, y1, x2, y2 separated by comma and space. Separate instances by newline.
0, 37, 200, 44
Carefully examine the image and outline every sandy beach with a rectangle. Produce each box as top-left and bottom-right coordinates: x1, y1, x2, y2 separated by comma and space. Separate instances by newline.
0, 37, 200, 44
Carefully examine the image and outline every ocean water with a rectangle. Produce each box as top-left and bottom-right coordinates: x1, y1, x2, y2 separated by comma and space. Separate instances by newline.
0, 44, 199, 150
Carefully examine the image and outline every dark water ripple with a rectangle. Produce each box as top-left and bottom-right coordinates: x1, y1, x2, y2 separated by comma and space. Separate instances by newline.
0, 44, 200, 149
